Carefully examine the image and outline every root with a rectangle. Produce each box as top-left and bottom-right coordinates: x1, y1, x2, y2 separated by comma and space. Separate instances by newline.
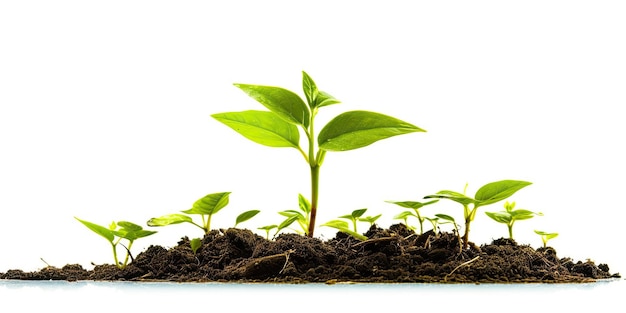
444, 256, 480, 282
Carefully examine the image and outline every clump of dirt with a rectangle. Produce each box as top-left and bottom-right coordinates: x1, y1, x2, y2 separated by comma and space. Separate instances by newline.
1, 224, 620, 283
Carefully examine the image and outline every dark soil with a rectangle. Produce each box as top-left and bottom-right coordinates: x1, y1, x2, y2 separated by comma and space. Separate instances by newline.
1, 224, 620, 283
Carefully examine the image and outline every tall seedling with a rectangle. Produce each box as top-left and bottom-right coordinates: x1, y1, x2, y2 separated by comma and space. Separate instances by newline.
213, 72, 425, 237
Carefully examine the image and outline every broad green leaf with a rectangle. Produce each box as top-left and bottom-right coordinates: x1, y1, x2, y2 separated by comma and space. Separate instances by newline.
147, 213, 193, 227
434, 213, 456, 223
510, 209, 542, 220
235, 210, 260, 227
351, 208, 368, 218
117, 221, 143, 232
321, 219, 350, 229
184, 192, 232, 215
190, 238, 202, 254
318, 110, 425, 151
387, 200, 438, 209
424, 190, 475, 206
277, 214, 300, 231
474, 180, 532, 206
234, 83, 310, 127
75, 217, 115, 243
115, 228, 157, 241
212, 111, 300, 148
535, 230, 559, 240
278, 210, 305, 218
485, 211, 512, 224
394, 211, 416, 219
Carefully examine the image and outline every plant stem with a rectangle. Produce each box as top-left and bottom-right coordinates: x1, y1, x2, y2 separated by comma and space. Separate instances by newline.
508, 225, 514, 239
111, 242, 120, 269
308, 164, 320, 237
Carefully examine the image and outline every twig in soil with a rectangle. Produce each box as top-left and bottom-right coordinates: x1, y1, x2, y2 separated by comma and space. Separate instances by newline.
279, 249, 296, 275
40, 258, 52, 268
351, 236, 400, 249
444, 256, 480, 282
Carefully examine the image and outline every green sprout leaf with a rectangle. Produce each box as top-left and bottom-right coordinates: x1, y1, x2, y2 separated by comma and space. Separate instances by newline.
190, 238, 202, 254
474, 180, 533, 206
184, 192, 231, 216
147, 213, 193, 227
75, 217, 115, 243
318, 110, 426, 151
234, 83, 310, 127
235, 210, 260, 227
321, 220, 368, 241
211, 111, 300, 148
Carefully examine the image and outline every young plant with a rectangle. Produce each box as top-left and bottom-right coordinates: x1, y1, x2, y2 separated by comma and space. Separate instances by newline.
75, 217, 157, 269
212, 71, 425, 237
386, 199, 439, 235
258, 225, 278, 240
485, 201, 543, 240
434, 213, 462, 252
534, 230, 559, 248
424, 180, 532, 249
147, 192, 231, 235
320, 219, 368, 241
359, 213, 382, 227
276, 194, 312, 236
323, 208, 369, 233
234, 209, 260, 228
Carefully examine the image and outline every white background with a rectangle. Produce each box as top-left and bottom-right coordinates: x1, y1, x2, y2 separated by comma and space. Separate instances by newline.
1, 1, 624, 277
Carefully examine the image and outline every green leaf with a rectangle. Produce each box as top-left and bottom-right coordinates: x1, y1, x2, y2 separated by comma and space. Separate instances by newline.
510, 209, 541, 221
434, 213, 456, 223
117, 221, 143, 232
75, 217, 115, 243
298, 194, 311, 214
393, 211, 416, 219
359, 214, 382, 224
147, 213, 193, 227
318, 110, 425, 151
474, 180, 532, 206
115, 228, 157, 241
302, 71, 340, 109
212, 111, 300, 148
387, 200, 438, 209
302, 71, 317, 108
277, 214, 300, 231
424, 190, 475, 206
234, 83, 310, 127
190, 238, 202, 254
321, 220, 367, 241
485, 211, 512, 224
235, 210, 260, 227
183, 192, 231, 215
351, 208, 368, 218
315, 90, 340, 108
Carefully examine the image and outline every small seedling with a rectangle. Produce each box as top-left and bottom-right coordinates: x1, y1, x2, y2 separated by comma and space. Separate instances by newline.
424, 179, 532, 249
386, 200, 439, 234
393, 211, 417, 231
359, 213, 382, 227
147, 192, 231, 235
75, 217, 157, 269
434, 213, 462, 252
534, 230, 559, 248
333, 208, 368, 232
485, 201, 542, 240
190, 238, 202, 254
234, 209, 260, 228
212, 71, 425, 237
320, 220, 368, 241
274, 194, 313, 235
258, 225, 278, 240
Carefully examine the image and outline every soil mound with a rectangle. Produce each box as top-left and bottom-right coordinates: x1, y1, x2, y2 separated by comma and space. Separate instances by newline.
1, 224, 619, 283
